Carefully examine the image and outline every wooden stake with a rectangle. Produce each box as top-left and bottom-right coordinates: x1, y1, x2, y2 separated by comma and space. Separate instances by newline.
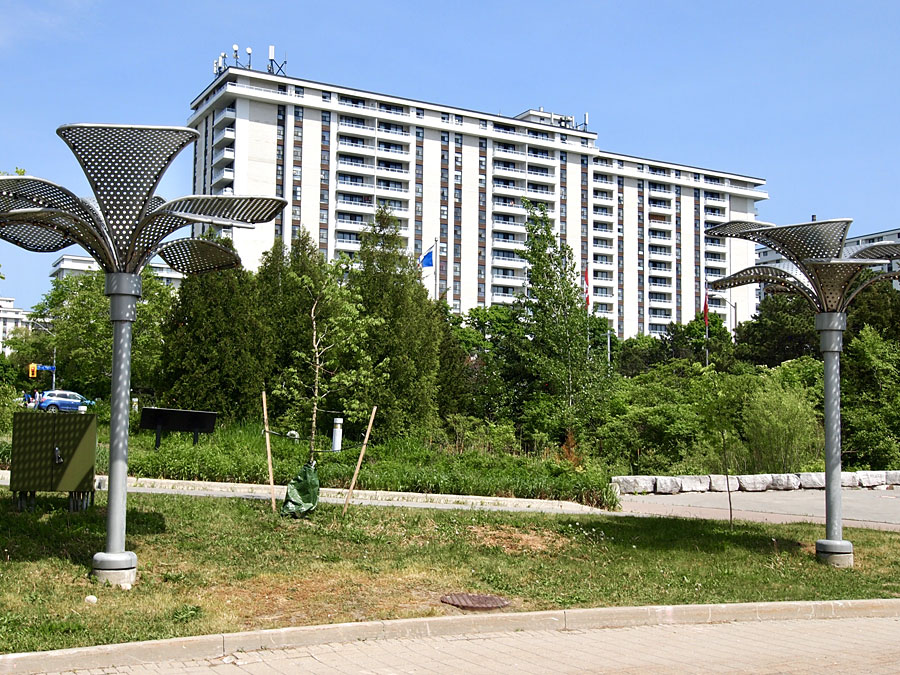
342, 406, 377, 517
262, 391, 276, 513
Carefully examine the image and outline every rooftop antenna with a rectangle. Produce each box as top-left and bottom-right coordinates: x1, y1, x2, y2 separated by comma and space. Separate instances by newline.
218, 53, 226, 74
268, 45, 287, 75
246, 46, 252, 70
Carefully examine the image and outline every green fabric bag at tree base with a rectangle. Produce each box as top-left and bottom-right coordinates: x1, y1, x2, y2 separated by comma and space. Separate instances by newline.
281, 462, 319, 517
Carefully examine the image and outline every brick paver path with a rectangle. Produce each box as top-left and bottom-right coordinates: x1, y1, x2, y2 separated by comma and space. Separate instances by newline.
46, 616, 900, 674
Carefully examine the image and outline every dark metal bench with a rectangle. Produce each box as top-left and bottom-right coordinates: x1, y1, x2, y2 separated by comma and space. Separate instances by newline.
138, 407, 217, 449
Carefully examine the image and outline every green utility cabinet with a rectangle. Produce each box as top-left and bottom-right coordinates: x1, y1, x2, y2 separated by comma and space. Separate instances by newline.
10, 412, 97, 511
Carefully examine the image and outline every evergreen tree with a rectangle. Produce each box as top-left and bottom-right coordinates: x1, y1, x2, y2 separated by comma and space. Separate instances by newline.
348, 206, 441, 438
734, 294, 817, 366
158, 246, 265, 420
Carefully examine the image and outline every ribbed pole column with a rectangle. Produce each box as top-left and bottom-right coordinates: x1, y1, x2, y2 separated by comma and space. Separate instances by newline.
814, 312, 853, 568
92, 273, 142, 586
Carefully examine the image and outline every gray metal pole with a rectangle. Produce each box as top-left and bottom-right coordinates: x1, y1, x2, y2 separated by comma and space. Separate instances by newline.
92, 273, 141, 586
52, 345, 56, 390
815, 312, 853, 567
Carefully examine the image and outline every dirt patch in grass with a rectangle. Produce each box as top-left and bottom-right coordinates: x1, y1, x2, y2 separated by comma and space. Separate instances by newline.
467, 524, 567, 554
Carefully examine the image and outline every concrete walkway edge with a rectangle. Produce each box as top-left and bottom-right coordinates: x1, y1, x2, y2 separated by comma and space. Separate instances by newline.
3, 598, 900, 674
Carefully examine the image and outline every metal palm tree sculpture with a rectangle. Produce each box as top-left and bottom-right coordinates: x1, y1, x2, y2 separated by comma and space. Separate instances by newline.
706, 217, 900, 567
0, 124, 285, 584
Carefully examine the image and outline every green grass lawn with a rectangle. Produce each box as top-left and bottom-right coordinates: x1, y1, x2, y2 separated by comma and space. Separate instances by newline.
2, 490, 900, 654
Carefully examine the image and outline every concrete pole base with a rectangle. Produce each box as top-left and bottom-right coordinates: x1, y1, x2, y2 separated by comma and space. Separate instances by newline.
815, 539, 854, 568
92, 551, 138, 587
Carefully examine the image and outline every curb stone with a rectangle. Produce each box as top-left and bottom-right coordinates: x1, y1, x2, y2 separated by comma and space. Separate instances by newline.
3, 599, 900, 674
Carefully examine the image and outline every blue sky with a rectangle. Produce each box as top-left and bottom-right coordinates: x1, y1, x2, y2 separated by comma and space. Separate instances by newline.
2, 0, 899, 310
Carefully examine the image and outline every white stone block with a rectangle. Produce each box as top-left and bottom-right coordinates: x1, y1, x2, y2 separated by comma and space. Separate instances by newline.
708, 474, 739, 492
770, 474, 801, 490
799, 472, 826, 489
886, 471, 900, 485
678, 475, 710, 492
611, 476, 656, 494
655, 476, 681, 494
738, 474, 773, 492
841, 472, 860, 487
857, 471, 887, 487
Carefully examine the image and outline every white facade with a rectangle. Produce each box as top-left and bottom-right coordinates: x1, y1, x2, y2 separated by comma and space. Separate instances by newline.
0, 297, 28, 357
50, 254, 184, 289
188, 67, 767, 338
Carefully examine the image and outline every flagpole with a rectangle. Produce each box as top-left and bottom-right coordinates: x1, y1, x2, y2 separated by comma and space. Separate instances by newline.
434, 236, 439, 301
704, 289, 710, 367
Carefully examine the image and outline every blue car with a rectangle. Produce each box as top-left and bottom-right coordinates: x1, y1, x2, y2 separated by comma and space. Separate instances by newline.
38, 390, 95, 413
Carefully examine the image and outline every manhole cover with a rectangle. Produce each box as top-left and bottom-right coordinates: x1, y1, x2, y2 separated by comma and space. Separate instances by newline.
440, 593, 510, 611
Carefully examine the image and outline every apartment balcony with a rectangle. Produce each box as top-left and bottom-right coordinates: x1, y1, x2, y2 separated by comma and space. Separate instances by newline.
212, 146, 234, 168
525, 169, 555, 183
649, 277, 672, 288
648, 184, 671, 194
705, 195, 727, 203
492, 199, 523, 214
492, 181, 524, 195
593, 176, 614, 185
705, 254, 726, 263
375, 163, 409, 175
705, 238, 726, 248
526, 187, 555, 198
491, 292, 517, 304
337, 178, 374, 192
647, 201, 672, 214
494, 146, 525, 158
593, 224, 613, 233
377, 105, 410, 118
338, 98, 376, 112
493, 162, 526, 176
648, 232, 671, 241
593, 256, 615, 267
377, 203, 408, 214
213, 107, 236, 129
648, 246, 673, 258
648, 263, 673, 274
704, 210, 727, 221
339, 139, 376, 155
593, 239, 614, 250
377, 145, 409, 156
211, 167, 234, 188
335, 217, 372, 230
375, 182, 408, 194
338, 157, 374, 172
593, 194, 614, 203
491, 273, 526, 285
339, 120, 376, 135
647, 218, 672, 229
705, 267, 726, 279
648, 310, 672, 320
378, 125, 410, 137
335, 198, 374, 213
491, 254, 527, 267
492, 236, 526, 251
492, 218, 525, 233
526, 152, 556, 166
334, 237, 362, 251
212, 127, 235, 149
648, 294, 673, 305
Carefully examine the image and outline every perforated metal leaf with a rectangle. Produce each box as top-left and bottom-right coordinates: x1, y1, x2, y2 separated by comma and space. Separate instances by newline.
0, 208, 117, 268
708, 264, 821, 311
128, 195, 286, 271
804, 260, 883, 313
845, 242, 900, 260
155, 238, 241, 275
844, 268, 900, 309
56, 124, 198, 265
0, 219, 75, 253
0, 176, 105, 231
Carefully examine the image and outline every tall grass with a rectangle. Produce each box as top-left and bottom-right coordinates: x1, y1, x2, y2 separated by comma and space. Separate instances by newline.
124, 422, 617, 508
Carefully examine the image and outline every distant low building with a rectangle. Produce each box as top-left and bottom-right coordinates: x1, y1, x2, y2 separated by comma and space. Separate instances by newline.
0, 297, 28, 357
50, 254, 184, 289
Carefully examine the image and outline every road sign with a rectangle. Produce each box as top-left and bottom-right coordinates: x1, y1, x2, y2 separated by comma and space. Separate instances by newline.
36, 365, 56, 371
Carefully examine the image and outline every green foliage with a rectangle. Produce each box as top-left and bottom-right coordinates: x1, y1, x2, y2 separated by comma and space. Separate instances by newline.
0, 383, 19, 435
734, 294, 817, 366
5, 268, 171, 398
347, 206, 442, 438
158, 247, 264, 420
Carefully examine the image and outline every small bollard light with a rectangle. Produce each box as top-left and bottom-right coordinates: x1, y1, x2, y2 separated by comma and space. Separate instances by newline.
332, 418, 343, 452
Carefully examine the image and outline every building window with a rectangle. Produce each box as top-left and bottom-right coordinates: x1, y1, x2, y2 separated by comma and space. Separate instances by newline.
319, 228, 328, 242
320, 190, 328, 203
319, 209, 328, 223
293, 167, 302, 180
415, 127, 424, 140
455, 114, 463, 125
320, 170, 329, 184
441, 131, 449, 143
294, 106, 304, 120
416, 107, 424, 118
322, 91, 331, 101
321, 111, 330, 124
441, 112, 450, 123
321, 132, 330, 146
454, 134, 462, 146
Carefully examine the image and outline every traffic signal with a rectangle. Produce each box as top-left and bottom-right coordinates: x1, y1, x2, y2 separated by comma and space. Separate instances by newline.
28, 363, 37, 378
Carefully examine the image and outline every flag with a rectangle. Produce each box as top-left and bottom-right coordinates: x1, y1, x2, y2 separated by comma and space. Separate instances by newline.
584, 265, 590, 310
703, 292, 709, 327
419, 248, 433, 268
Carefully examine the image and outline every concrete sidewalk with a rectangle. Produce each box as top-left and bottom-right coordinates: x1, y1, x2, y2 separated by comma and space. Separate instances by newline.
4, 599, 900, 674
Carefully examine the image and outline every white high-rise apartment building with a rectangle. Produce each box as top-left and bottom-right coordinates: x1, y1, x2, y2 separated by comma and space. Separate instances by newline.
188, 63, 767, 337
0, 297, 28, 357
